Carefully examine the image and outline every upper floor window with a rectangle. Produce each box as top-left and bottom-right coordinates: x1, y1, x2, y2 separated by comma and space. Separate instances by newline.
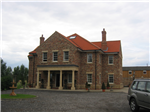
129, 70, 132, 75
68, 74, 72, 83
108, 55, 113, 64
87, 74, 92, 83
108, 74, 114, 83
53, 52, 58, 62
143, 70, 147, 74
43, 52, 47, 62
87, 53, 92, 63
64, 51, 69, 61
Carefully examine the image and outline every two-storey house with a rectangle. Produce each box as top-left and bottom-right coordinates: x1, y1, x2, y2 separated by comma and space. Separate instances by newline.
28, 29, 123, 90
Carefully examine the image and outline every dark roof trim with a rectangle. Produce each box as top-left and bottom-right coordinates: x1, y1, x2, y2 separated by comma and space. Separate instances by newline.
123, 66, 150, 71
77, 48, 104, 53
105, 52, 119, 54
37, 65, 79, 67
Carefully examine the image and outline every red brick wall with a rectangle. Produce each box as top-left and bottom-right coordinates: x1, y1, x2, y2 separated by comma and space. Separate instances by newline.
28, 32, 123, 89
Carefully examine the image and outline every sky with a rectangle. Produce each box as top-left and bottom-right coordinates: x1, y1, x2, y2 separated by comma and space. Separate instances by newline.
0, 0, 149, 70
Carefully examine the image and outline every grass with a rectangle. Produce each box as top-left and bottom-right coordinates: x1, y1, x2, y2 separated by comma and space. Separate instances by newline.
1, 94, 36, 99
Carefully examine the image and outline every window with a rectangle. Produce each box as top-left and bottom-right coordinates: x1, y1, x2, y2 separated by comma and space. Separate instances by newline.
108, 56, 113, 64
87, 74, 92, 83
109, 74, 114, 83
87, 54, 92, 63
137, 81, 146, 91
69, 36, 76, 39
143, 70, 147, 74
68, 74, 72, 83
129, 70, 132, 75
131, 81, 138, 90
64, 51, 69, 61
146, 82, 150, 92
43, 52, 47, 61
99, 74, 101, 84
53, 52, 58, 62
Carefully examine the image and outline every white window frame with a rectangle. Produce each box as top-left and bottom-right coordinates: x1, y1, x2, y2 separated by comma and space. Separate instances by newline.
108, 55, 113, 65
87, 74, 92, 84
68, 74, 72, 83
43, 52, 47, 62
108, 74, 114, 84
143, 70, 147, 74
53, 52, 58, 62
63, 51, 69, 61
129, 70, 132, 75
87, 53, 93, 63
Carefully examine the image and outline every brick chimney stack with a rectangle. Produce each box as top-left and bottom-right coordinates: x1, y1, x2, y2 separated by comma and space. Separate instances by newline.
40, 34, 45, 45
101, 28, 107, 50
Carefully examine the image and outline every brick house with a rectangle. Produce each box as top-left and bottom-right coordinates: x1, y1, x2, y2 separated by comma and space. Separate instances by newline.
123, 66, 150, 86
28, 29, 123, 90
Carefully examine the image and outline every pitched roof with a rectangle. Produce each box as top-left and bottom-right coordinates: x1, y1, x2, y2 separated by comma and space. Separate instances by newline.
29, 31, 121, 54
67, 34, 100, 50
92, 41, 120, 53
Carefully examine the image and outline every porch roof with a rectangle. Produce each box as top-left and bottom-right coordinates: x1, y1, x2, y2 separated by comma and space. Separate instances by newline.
37, 64, 79, 71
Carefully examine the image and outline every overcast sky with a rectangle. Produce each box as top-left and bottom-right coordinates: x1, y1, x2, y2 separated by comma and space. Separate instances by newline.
1, 0, 149, 69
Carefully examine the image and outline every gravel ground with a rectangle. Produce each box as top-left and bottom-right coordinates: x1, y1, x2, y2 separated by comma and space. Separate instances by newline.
1, 89, 149, 112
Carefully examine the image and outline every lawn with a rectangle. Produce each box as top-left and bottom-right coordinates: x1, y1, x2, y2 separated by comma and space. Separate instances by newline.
1, 94, 36, 99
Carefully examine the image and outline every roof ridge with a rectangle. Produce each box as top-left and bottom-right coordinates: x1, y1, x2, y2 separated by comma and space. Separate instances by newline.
92, 40, 120, 43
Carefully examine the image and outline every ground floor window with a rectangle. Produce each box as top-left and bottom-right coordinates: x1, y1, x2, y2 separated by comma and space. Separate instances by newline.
68, 74, 72, 83
109, 74, 114, 83
87, 74, 92, 83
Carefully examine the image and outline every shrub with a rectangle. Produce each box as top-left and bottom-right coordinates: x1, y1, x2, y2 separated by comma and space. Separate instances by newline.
107, 80, 110, 87
102, 82, 106, 90
17, 81, 22, 89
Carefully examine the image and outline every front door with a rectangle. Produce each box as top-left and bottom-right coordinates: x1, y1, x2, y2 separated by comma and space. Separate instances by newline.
56, 74, 60, 87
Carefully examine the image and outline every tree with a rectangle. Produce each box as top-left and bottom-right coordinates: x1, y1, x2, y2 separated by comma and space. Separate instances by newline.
1, 58, 12, 77
13, 64, 28, 85
1, 58, 13, 90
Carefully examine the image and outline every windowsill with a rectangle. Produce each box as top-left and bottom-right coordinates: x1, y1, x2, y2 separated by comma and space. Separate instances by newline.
52, 61, 58, 63
108, 64, 114, 65
87, 62, 93, 64
68, 82, 72, 84
42, 61, 47, 63
88, 83, 92, 84
63, 61, 69, 62
109, 83, 114, 84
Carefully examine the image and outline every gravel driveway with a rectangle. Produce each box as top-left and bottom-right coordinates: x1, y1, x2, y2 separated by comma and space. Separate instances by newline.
1, 89, 149, 112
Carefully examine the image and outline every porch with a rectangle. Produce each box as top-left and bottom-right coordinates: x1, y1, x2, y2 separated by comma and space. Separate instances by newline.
36, 65, 78, 90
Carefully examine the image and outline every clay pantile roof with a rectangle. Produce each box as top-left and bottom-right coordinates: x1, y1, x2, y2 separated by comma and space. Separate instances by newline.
67, 34, 100, 50
56, 31, 79, 48
92, 40, 120, 53
28, 54, 33, 57
29, 46, 39, 54
29, 31, 121, 54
